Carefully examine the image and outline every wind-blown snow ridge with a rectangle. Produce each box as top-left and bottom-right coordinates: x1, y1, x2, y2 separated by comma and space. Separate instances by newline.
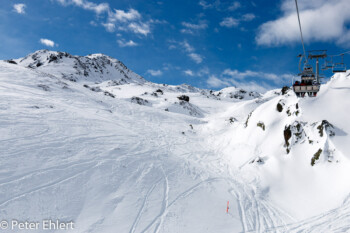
1, 50, 350, 232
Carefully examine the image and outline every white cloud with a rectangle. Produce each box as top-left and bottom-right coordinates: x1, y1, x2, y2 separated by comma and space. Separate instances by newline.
39, 38, 56, 47
188, 53, 203, 64
90, 21, 98, 26
55, 1, 153, 37
199, 0, 241, 11
242, 13, 255, 21
206, 75, 273, 93
106, 9, 151, 36
205, 67, 293, 92
207, 75, 230, 88
184, 70, 194, 76
198, 67, 210, 76
146, 69, 163, 76
228, 1, 241, 11
181, 20, 208, 34
170, 40, 204, 64
13, 4, 26, 14
180, 40, 194, 52
108, 9, 141, 23
198, 0, 212, 9
183, 67, 209, 77
127, 22, 150, 36
220, 17, 239, 28
56, 0, 109, 14
102, 23, 115, 32
117, 39, 138, 47
256, 0, 350, 47
222, 68, 293, 84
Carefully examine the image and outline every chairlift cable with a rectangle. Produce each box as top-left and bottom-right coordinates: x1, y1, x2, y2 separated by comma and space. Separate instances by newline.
330, 50, 350, 57
295, 0, 308, 63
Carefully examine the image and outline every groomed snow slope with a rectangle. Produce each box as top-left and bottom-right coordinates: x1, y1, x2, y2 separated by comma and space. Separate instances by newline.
1, 52, 350, 232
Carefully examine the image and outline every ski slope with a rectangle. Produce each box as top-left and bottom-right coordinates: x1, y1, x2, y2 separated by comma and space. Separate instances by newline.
1, 51, 350, 232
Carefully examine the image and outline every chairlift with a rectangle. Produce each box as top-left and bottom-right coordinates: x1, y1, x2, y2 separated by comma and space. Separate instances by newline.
321, 57, 333, 71
332, 54, 347, 73
299, 62, 314, 76
332, 63, 347, 73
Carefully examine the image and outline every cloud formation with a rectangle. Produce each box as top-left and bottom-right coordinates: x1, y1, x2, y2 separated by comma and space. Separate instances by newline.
39, 38, 56, 47
181, 20, 208, 34
179, 40, 204, 64
183, 67, 209, 77
56, 1, 153, 37
184, 70, 194, 76
13, 4, 26, 14
103, 9, 151, 36
220, 17, 239, 28
188, 53, 203, 64
199, 0, 241, 11
108, 8, 141, 22
219, 13, 256, 28
256, 0, 350, 47
222, 68, 293, 84
206, 68, 293, 92
146, 69, 163, 76
242, 13, 255, 22
117, 39, 138, 47
56, 0, 109, 14
206, 75, 273, 93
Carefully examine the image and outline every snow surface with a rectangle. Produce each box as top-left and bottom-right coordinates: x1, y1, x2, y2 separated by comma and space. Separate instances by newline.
1, 51, 350, 232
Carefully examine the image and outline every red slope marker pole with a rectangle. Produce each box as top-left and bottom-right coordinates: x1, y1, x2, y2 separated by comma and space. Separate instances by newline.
226, 201, 229, 213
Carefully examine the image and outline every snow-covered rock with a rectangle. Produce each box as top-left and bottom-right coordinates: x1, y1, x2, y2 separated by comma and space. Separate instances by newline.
214, 86, 261, 100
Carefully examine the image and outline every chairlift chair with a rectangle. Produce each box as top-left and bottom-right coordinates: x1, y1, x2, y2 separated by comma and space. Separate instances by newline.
332, 63, 347, 73
321, 57, 333, 71
332, 54, 347, 73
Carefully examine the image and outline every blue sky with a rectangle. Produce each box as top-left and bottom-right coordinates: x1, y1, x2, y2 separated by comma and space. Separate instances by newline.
1, 0, 350, 92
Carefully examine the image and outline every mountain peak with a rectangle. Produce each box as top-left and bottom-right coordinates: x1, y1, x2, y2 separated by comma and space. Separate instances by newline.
14, 50, 145, 84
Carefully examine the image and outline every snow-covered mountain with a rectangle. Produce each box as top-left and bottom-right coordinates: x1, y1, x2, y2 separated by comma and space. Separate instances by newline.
1, 50, 350, 232
12, 49, 146, 84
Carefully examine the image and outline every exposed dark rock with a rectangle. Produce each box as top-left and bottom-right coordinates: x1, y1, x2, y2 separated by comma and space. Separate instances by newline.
155, 89, 163, 95
177, 95, 190, 102
104, 91, 115, 98
250, 157, 264, 164
316, 120, 335, 137
48, 54, 58, 63
311, 149, 323, 166
245, 111, 253, 128
90, 87, 102, 92
284, 125, 292, 148
131, 96, 149, 105
281, 86, 290, 95
229, 117, 237, 124
5, 60, 17, 64
277, 102, 283, 112
257, 121, 265, 131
